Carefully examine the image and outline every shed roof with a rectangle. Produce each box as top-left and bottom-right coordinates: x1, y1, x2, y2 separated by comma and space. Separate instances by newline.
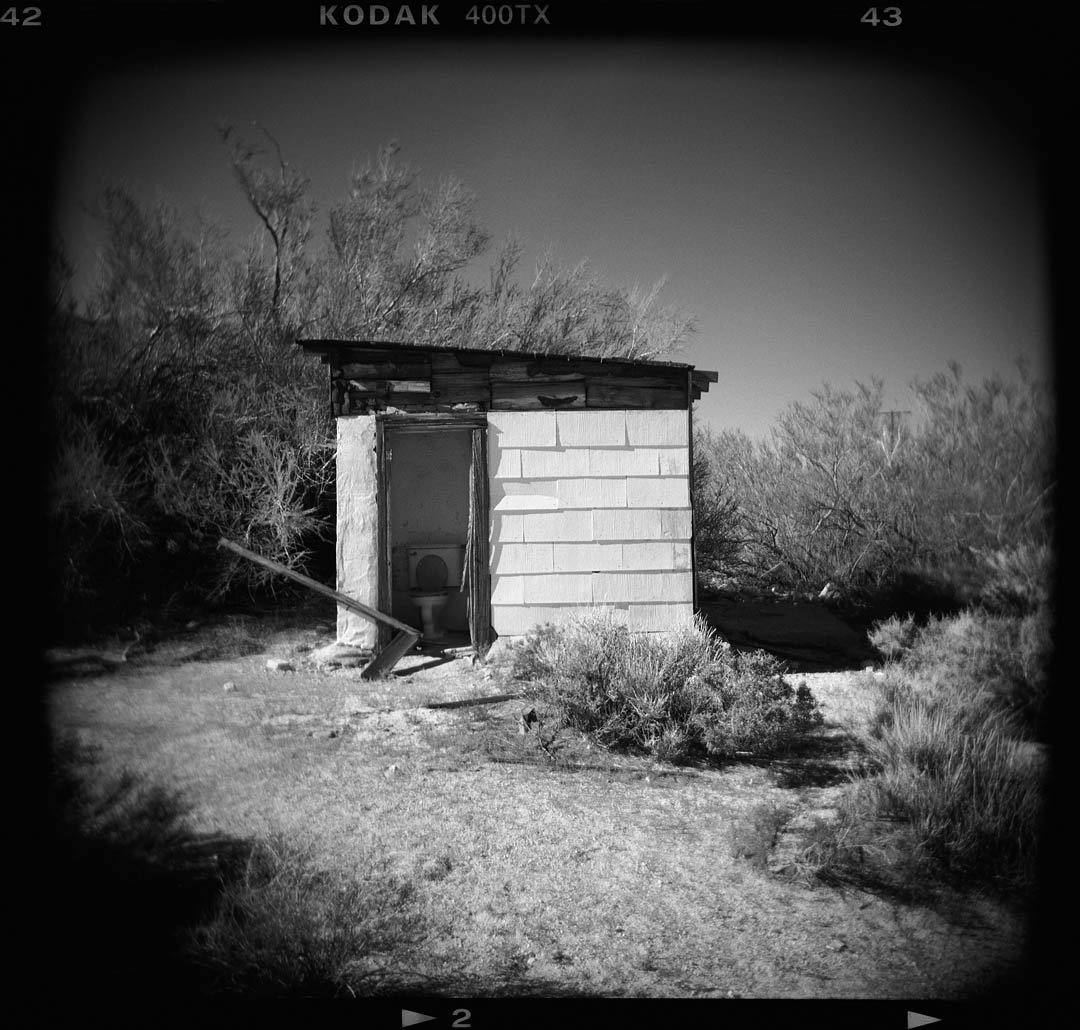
298, 339, 717, 416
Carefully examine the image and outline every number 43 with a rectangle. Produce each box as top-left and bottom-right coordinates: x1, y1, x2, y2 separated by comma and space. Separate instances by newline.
862, 6, 902, 26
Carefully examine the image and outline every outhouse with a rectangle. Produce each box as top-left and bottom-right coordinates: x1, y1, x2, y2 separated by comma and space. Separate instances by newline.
298, 339, 717, 655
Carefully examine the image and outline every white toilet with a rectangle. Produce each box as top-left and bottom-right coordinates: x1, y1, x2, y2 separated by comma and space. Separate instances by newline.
407, 544, 465, 642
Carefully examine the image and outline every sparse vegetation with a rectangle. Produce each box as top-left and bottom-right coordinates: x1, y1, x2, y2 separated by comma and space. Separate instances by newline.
45, 617, 1040, 998
500, 613, 822, 763
187, 834, 422, 997
49, 734, 427, 998
804, 601, 1051, 896
729, 802, 791, 870
49, 135, 694, 637
694, 363, 1054, 601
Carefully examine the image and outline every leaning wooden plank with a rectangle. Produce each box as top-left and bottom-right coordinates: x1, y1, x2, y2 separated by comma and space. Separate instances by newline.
217, 538, 420, 678
218, 538, 416, 635
424, 693, 521, 710
359, 629, 421, 680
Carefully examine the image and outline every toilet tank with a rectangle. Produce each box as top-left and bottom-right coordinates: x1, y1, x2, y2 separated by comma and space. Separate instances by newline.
407, 544, 465, 589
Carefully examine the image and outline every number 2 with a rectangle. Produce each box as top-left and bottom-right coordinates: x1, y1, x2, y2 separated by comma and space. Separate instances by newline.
451, 1011, 471, 1029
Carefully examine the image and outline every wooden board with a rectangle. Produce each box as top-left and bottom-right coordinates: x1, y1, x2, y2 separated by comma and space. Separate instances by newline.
360, 628, 421, 680
489, 361, 591, 384
217, 537, 419, 677
491, 380, 586, 409
338, 359, 432, 380
430, 353, 492, 405
585, 382, 687, 409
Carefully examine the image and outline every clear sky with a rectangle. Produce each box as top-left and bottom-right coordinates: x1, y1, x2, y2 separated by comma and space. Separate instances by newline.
52, 18, 1052, 439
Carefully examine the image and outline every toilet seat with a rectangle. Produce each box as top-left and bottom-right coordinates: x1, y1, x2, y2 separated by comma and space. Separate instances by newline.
415, 554, 449, 592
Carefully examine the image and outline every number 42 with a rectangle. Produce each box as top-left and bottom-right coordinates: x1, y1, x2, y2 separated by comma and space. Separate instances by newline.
862, 7, 902, 26
1, 6, 42, 26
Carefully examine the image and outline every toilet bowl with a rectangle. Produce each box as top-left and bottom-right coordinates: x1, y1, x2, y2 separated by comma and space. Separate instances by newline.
407, 546, 464, 642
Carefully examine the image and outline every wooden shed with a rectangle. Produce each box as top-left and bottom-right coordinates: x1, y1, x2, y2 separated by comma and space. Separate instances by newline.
298, 339, 718, 655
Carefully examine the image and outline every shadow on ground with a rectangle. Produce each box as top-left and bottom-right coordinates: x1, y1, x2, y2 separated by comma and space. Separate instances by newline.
46, 737, 255, 1002
767, 728, 862, 789
698, 592, 879, 671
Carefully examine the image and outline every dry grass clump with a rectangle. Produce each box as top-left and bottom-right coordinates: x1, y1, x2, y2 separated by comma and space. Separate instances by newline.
808, 597, 1051, 895
49, 734, 426, 999
500, 612, 822, 764
186, 834, 423, 997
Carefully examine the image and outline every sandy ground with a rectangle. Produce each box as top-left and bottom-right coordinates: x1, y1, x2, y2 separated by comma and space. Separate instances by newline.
44, 616, 1043, 1003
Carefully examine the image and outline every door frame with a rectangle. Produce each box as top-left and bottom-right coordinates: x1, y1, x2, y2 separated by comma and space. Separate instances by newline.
376, 413, 490, 653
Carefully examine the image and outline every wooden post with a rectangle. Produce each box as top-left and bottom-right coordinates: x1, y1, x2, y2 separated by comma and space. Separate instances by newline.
466, 427, 493, 655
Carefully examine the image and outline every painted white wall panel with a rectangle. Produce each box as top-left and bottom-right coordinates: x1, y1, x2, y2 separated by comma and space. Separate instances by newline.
556, 477, 627, 509
586, 448, 660, 477
490, 575, 525, 605
519, 448, 589, 479
657, 448, 690, 476
552, 542, 624, 572
623, 603, 696, 631
492, 605, 584, 636
493, 601, 693, 636
557, 409, 626, 447
524, 510, 593, 542
660, 508, 693, 540
625, 409, 688, 447
626, 477, 690, 509
488, 410, 558, 448
591, 571, 694, 604
523, 574, 594, 604
336, 416, 380, 648
491, 542, 554, 574
492, 448, 522, 479
492, 480, 559, 511
592, 508, 662, 541
672, 541, 694, 570
493, 513, 524, 543
621, 541, 675, 570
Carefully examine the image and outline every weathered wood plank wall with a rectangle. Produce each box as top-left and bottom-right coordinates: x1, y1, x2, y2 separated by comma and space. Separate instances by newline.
319, 346, 716, 416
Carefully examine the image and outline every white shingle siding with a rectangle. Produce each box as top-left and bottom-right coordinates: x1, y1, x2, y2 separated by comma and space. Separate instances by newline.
524, 510, 594, 542
493, 513, 524, 543
488, 410, 558, 448
488, 408, 694, 637
622, 541, 678, 570
552, 542, 624, 572
625, 409, 687, 446
494, 602, 694, 635
490, 605, 589, 636
591, 572, 694, 604
520, 448, 589, 479
625, 477, 690, 509
658, 449, 690, 476
492, 447, 522, 479
490, 542, 554, 574
661, 508, 693, 539
492, 480, 559, 511
557, 409, 627, 447
672, 541, 693, 570
524, 574, 594, 604
556, 477, 627, 509
490, 575, 525, 606
592, 508, 663, 540
586, 448, 660, 477
621, 603, 695, 631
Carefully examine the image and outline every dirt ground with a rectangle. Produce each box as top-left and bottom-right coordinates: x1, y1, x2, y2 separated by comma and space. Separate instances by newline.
43, 606, 1042, 1003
